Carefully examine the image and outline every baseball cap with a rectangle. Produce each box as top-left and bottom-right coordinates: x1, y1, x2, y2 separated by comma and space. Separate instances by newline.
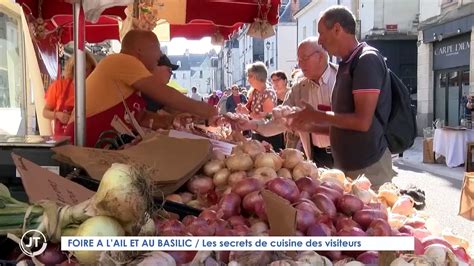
158, 54, 179, 71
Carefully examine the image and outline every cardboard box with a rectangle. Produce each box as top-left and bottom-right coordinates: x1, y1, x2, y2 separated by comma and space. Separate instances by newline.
423, 137, 435, 164
51, 134, 212, 195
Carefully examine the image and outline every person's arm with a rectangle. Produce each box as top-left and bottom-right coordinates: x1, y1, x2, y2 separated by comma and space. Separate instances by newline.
43, 104, 56, 120
250, 96, 275, 119
132, 75, 217, 119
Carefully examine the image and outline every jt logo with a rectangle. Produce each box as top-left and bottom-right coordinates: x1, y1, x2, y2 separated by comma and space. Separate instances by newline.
20, 229, 47, 257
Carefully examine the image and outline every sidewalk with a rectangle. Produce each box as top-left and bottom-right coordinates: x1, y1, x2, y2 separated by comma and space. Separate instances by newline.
393, 137, 465, 181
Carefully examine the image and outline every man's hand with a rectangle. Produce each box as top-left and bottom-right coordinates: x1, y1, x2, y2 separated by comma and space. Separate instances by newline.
56, 112, 70, 124
286, 101, 322, 132
232, 117, 257, 131
236, 104, 250, 115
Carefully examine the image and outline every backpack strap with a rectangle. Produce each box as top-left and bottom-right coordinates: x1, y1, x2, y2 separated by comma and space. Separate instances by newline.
349, 45, 390, 132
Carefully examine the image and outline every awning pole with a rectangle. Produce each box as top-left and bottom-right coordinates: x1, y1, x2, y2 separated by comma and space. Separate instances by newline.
73, 1, 86, 146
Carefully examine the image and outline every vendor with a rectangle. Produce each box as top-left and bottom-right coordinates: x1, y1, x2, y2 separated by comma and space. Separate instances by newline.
65, 30, 217, 147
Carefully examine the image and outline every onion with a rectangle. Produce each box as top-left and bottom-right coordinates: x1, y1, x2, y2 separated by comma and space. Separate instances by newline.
266, 177, 300, 203
218, 193, 241, 219
136, 251, 176, 266
442, 230, 470, 251
366, 218, 391, 236
320, 181, 344, 194
242, 191, 264, 213
296, 209, 316, 232
232, 178, 263, 198
179, 192, 193, 203
352, 185, 373, 204
187, 175, 214, 195
353, 209, 388, 229
241, 140, 266, 159
254, 201, 268, 221
277, 168, 293, 179
311, 193, 337, 218
356, 251, 379, 265
250, 221, 268, 236
414, 237, 424, 255
159, 219, 186, 236
182, 215, 197, 226
295, 251, 328, 265
424, 244, 450, 265
292, 160, 319, 180
232, 225, 250, 236
405, 217, 426, 228
228, 216, 249, 227
295, 177, 320, 194
213, 168, 231, 188
203, 159, 225, 176
294, 199, 321, 215
36, 243, 67, 265
254, 153, 283, 171
319, 169, 346, 187
421, 236, 454, 252
167, 251, 197, 265
280, 148, 304, 169
337, 227, 367, 236
228, 171, 247, 186
314, 185, 342, 203
306, 223, 332, 236
211, 149, 226, 161
398, 225, 415, 235
335, 216, 362, 231
199, 209, 219, 221
226, 153, 253, 171
210, 219, 230, 236
352, 175, 372, 190
188, 221, 215, 236
165, 194, 183, 203
336, 194, 364, 216
73, 216, 124, 265
253, 167, 278, 183
391, 196, 415, 216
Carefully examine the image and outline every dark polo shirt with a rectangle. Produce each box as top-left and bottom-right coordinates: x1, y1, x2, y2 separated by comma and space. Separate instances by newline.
330, 43, 391, 171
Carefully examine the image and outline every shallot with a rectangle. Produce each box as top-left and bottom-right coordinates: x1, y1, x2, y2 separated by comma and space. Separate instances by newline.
218, 193, 241, 219
232, 178, 263, 198
266, 177, 300, 203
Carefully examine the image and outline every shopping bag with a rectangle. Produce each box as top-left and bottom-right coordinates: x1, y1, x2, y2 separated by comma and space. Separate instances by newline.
458, 172, 474, 220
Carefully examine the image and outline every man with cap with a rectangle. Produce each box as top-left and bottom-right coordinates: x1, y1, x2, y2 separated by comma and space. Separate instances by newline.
144, 54, 179, 112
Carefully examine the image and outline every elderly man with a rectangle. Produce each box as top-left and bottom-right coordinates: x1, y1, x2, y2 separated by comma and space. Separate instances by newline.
65, 30, 217, 147
234, 37, 337, 167
287, 6, 394, 189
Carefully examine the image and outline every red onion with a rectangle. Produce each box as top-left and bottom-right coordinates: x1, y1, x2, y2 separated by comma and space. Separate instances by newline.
314, 186, 342, 203
159, 219, 185, 235
228, 216, 250, 227
405, 217, 426, 229
356, 251, 379, 265
352, 209, 388, 229
182, 215, 197, 226
295, 177, 319, 194
312, 193, 337, 218
335, 216, 362, 231
180, 192, 193, 203
295, 230, 305, 236
216, 251, 231, 264
36, 243, 67, 265
337, 227, 367, 236
232, 225, 250, 236
188, 221, 215, 236
218, 193, 241, 219
167, 251, 197, 264
211, 219, 231, 236
299, 191, 311, 199
414, 236, 424, 255
254, 201, 268, 221
320, 181, 344, 194
199, 209, 219, 221
187, 175, 214, 194
295, 199, 321, 213
296, 209, 316, 232
206, 190, 220, 205
422, 236, 454, 252
366, 218, 391, 236
266, 177, 300, 203
398, 225, 415, 235
306, 223, 332, 236
336, 194, 364, 216
232, 178, 263, 198
242, 191, 264, 214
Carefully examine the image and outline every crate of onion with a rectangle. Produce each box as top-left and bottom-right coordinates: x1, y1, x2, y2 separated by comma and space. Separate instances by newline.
158, 140, 472, 265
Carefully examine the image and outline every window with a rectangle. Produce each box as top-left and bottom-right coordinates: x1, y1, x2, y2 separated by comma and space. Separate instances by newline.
441, 0, 457, 7
302, 26, 307, 39
200, 70, 203, 78
313, 19, 318, 36
173, 73, 176, 79
182, 73, 186, 79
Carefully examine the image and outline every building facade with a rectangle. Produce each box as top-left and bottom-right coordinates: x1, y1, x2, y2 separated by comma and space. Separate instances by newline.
417, 0, 473, 131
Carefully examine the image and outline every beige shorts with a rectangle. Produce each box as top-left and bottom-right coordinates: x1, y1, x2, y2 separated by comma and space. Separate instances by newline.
345, 149, 395, 191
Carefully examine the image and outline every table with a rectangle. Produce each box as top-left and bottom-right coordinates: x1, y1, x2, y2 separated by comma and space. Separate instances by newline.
433, 128, 474, 167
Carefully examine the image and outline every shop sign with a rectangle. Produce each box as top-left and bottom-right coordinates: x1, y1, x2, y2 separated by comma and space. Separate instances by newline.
433, 34, 471, 70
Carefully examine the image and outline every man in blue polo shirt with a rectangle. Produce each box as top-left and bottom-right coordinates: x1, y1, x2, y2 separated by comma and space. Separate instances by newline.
287, 5, 394, 190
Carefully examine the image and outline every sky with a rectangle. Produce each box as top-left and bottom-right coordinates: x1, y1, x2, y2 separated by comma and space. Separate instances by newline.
161, 37, 222, 55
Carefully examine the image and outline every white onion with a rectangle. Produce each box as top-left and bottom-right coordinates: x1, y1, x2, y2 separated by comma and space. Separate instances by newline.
254, 153, 283, 171
241, 140, 266, 159
277, 168, 293, 179
203, 159, 225, 177
424, 244, 450, 265
137, 251, 176, 266
226, 153, 254, 171
280, 148, 304, 169
292, 161, 319, 180
252, 167, 278, 183
213, 168, 231, 188
74, 216, 125, 264
228, 171, 247, 186
250, 222, 268, 236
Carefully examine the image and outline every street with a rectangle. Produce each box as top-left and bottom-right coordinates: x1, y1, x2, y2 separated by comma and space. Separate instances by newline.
392, 160, 474, 257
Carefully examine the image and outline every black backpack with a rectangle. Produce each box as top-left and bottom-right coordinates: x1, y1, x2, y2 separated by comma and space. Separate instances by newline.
350, 46, 417, 154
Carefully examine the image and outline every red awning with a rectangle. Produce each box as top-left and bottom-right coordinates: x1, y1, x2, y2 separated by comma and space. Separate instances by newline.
170, 21, 243, 40
50, 15, 121, 44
